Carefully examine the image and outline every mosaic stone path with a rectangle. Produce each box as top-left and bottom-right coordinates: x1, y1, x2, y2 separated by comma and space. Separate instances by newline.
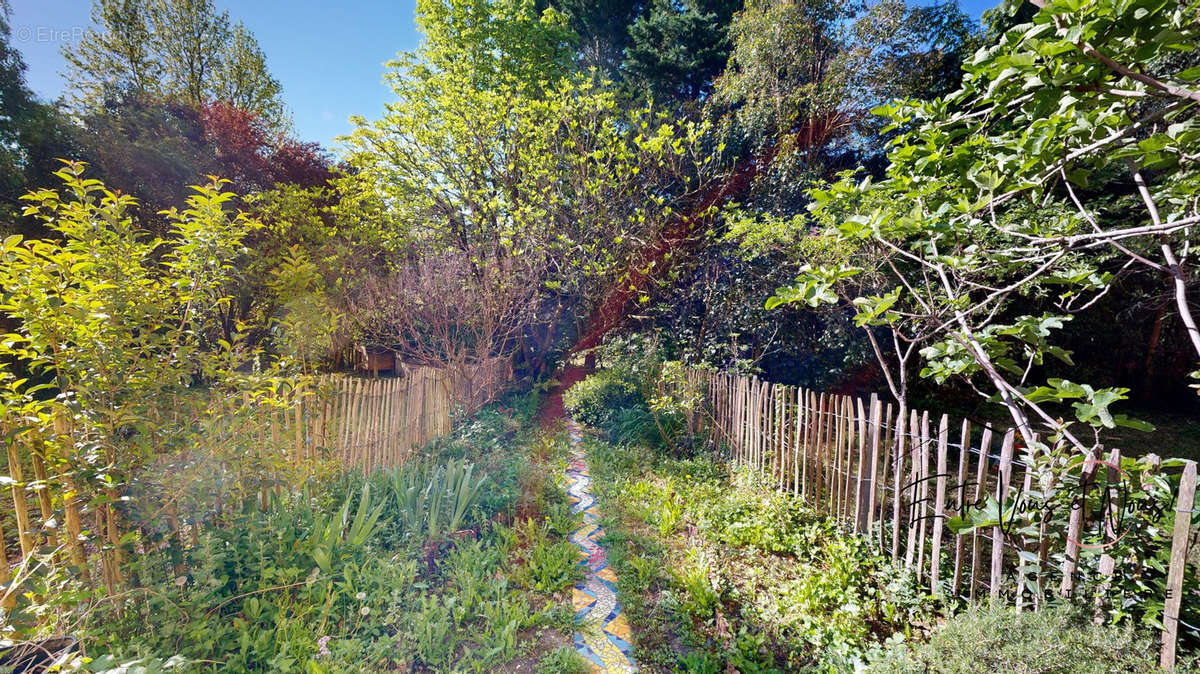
565, 422, 638, 672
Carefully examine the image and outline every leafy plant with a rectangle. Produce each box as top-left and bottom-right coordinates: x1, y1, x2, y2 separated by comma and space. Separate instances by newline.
866, 603, 1178, 673
310, 483, 386, 574
563, 370, 644, 428
671, 547, 720, 619
388, 457, 489, 544
513, 518, 584, 593
536, 646, 591, 674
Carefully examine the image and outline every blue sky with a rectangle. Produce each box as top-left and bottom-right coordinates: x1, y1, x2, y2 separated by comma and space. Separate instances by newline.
10, 0, 423, 150
9, 0, 999, 152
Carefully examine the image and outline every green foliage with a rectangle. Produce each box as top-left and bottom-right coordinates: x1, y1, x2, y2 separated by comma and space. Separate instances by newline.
587, 435, 941, 671
59, 484, 410, 670
0, 9, 79, 236
387, 457, 490, 545
536, 646, 592, 674
623, 0, 740, 104
945, 449, 1199, 637
563, 369, 644, 428
866, 603, 1176, 673
337, 0, 717, 379
512, 517, 585, 592
0, 165, 311, 607
714, 0, 978, 209
606, 405, 663, 447
770, 0, 1200, 449
28, 395, 578, 672
64, 0, 285, 127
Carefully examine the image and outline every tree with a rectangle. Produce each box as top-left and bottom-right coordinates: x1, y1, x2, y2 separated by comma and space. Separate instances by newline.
622, 0, 976, 385
344, 250, 538, 413
771, 0, 1200, 452
149, 0, 230, 107
338, 0, 715, 383
0, 3, 80, 234
712, 0, 979, 211
63, 0, 160, 103
71, 96, 329, 224
64, 0, 287, 128
412, 0, 577, 93
213, 22, 285, 126
0, 163, 275, 588
623, 0, 742, 106
554, 0, 646, 75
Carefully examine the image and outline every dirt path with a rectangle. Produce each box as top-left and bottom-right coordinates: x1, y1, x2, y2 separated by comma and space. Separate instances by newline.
537, 365, 590, 430
565, 420, 638, 672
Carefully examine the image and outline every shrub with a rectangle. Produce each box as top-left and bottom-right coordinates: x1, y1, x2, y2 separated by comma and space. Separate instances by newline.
563, 369, 643, 427
866, 603, 1174, 673
608, 404, 661, 446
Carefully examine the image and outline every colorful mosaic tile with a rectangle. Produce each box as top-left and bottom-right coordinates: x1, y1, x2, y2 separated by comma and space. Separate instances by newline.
565, 422, 638, 673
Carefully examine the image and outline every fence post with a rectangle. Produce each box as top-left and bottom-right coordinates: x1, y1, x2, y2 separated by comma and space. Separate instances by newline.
890, 406, 907, 564
853, 397, 869, 533
991, 429, 1016, 601
930, 414, 949, 593
1061, 447, 1098, 599
906, 410, 923, 571
969, 427, 992, 601
951, 419, 970, 597
1160, 459, 1196, 670
792, 387, 803, 496
863, 395, 881, 537
833, 398, 845, 516
844, 397, 858, 524
6, 433, 34, 559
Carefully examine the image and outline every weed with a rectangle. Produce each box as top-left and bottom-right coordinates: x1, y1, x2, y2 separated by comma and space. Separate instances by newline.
672, 547, 720, 620
536, 646, 592, 674
514, 518, 584, 592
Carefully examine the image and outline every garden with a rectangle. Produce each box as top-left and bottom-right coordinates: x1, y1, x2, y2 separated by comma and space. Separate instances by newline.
0, 0, 1198, 671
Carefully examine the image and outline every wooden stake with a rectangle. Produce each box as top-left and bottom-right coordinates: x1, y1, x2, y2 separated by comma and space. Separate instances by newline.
991, 430, 1016, 601
1160, 460, 1196, 670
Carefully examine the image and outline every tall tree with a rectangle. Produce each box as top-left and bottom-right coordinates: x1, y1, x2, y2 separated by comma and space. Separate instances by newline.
149, 0, 230, 106
339, 0, 714, 380
554, 0, 647, 75
213, 22, 285, 126
63, 0, 286, 127
712, 0, 978, 211
0, 2, 81, 234
624, 0, 742, 105
771, 0, 1200, 446
63, 0, 162, 103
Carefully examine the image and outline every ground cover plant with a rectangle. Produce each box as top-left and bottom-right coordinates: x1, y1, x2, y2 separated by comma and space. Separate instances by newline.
571, 361, 1193, 672
19, 393, 588, 673
582, 418, 943, 670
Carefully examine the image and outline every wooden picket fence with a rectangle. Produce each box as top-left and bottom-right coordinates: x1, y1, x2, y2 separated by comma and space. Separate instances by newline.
693, 369, 1199, 670
0, 365, 460, 608
315, 366, 456, 472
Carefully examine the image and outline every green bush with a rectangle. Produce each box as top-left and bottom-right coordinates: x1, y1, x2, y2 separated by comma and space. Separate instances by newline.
866, 603, 1177, 673
563, 369, 643, 427
607, 404, 661, 446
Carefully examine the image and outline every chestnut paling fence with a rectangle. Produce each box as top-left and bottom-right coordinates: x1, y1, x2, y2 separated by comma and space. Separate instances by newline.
691, 369, 1199, 670
0, 366, 458, 610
